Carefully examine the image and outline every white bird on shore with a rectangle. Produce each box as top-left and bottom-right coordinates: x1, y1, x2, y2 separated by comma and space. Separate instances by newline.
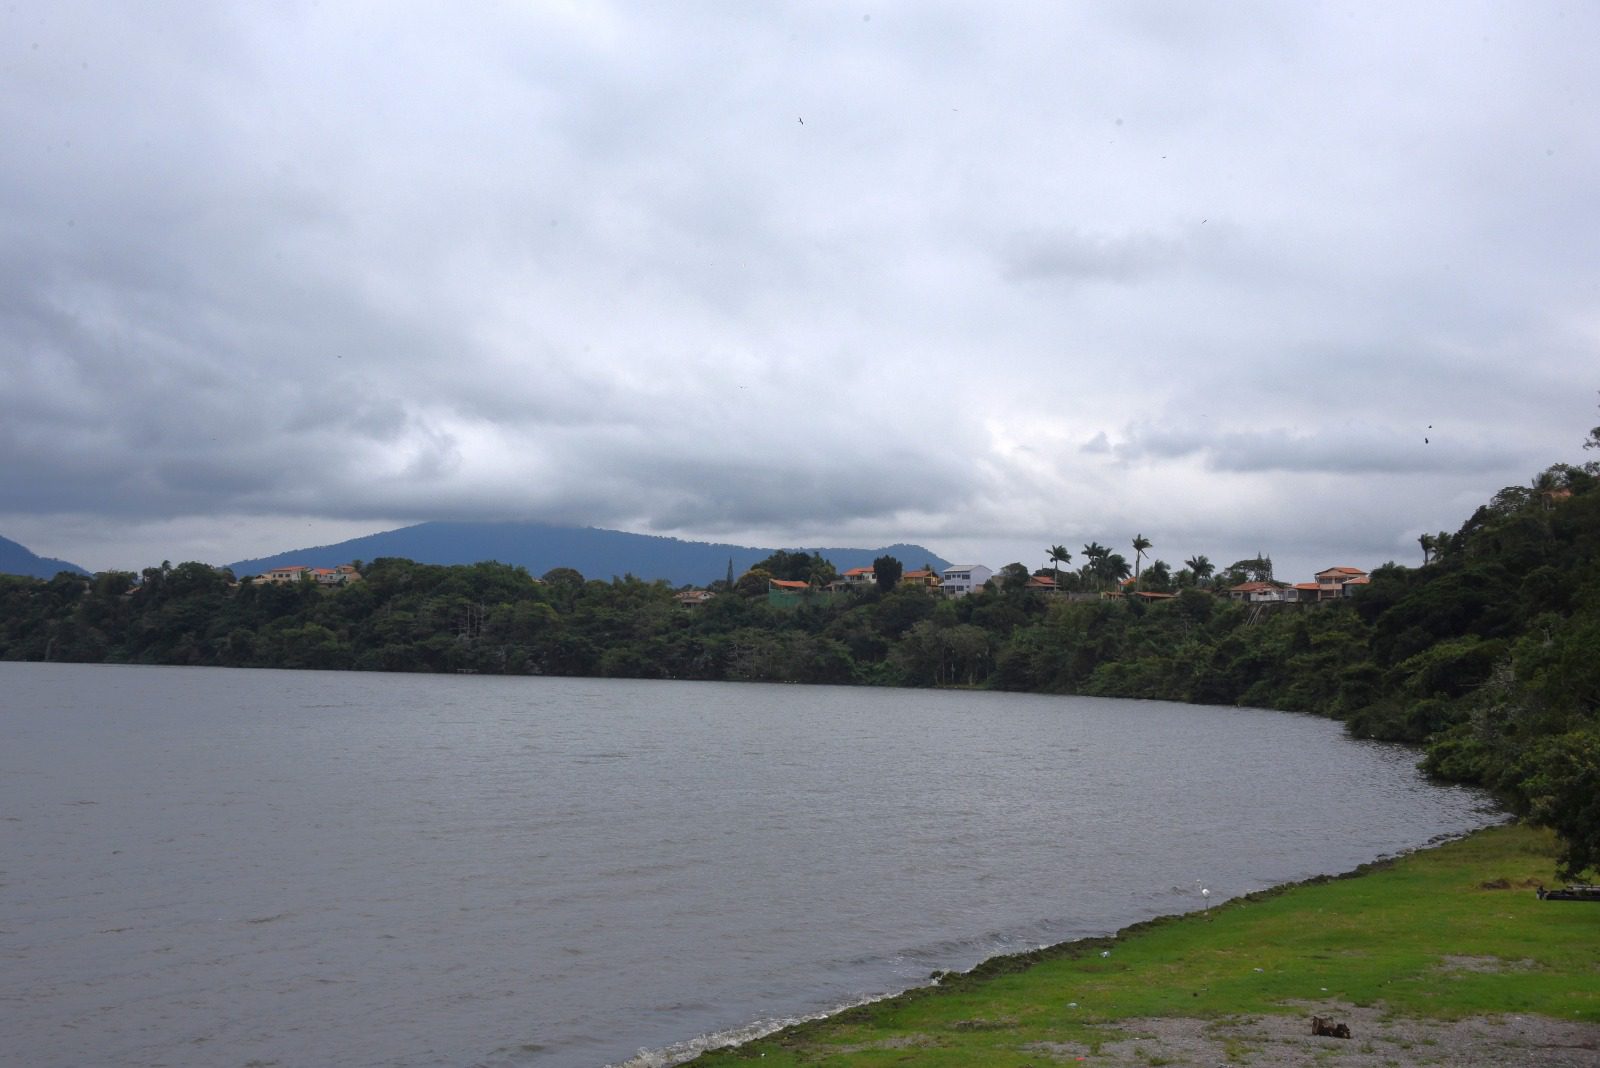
1201, 886, 1211, 909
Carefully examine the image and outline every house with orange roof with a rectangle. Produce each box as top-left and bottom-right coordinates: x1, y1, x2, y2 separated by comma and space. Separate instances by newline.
1226, 580, 1292, 603
256, 563, 361, 586
840, 566, 875, 587
310, 565, 362, 587
1313, 566, 1367, 601
901, 569, 943, 591
1025, 573, 1062, 597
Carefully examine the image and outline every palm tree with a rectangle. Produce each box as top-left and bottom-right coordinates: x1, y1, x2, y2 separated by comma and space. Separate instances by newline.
1131, 533, 1152, 579
1048, 545, 1072, 589
1184, 555, 1214, 587
1080, 542, 1109, 590
1418, 532, 1435, 566
1104, 552, 1133, 586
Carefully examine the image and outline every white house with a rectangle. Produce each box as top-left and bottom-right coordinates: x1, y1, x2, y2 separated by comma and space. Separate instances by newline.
940, 564, 993, 597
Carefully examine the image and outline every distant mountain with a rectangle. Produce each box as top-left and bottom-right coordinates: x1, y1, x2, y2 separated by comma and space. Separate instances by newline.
228, 521, 950, 587
0, 535, 91, 579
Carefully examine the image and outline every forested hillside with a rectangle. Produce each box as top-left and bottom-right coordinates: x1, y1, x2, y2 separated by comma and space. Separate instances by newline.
226, 520, 948, 588
3, 448, 1597, 874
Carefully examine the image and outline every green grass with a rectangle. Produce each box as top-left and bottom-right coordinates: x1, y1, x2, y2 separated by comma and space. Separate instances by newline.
690, 824, 1599, 1066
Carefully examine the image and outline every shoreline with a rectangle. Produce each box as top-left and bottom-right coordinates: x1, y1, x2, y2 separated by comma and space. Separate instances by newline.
671, 822, 1598, 1067
624, 840, 1430, 1067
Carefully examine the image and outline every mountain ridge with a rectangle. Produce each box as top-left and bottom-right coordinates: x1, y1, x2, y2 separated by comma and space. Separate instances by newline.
0, 535, 91, 579
227, 520, 949, 587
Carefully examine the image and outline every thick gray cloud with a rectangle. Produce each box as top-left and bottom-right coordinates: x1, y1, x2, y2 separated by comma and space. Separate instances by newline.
1, 1, 1596, 578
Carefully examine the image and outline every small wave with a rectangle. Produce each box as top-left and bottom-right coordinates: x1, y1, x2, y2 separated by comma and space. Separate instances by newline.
574, 751, 630, 765
835, 917, 1082, 978
608, 990, 898, 1068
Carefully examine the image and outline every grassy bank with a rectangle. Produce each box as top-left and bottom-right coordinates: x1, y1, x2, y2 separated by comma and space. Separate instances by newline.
690, 824, 1598, 1066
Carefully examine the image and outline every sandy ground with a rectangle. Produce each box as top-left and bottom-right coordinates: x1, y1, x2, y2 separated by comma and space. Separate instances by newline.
1018, 1003, 1600, 1067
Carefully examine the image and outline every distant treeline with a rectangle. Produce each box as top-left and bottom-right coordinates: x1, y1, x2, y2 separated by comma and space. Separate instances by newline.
3, 456, 1598, 875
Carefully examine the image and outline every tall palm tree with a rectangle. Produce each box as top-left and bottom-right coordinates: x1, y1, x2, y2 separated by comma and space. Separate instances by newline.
1418, 532, 1435, 566
1184, 554, 1214, 587
1131, 533, 1152, 579
1048, 545, 1072, 588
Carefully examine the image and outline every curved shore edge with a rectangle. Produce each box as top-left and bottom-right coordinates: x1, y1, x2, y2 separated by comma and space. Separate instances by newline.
623, 818, 1600, 1068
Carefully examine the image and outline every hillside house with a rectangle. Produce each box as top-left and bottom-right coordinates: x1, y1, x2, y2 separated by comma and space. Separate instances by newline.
900, 569, 943, 591
260, 565, 310, 584
256, 564, 361, 586
941, 564, 993, 597
1314, 566, 1367, 601
839, 566, 875, 587
1341, 574, 1370, 597
1024, 574, 1061, 596
1226, 580, 1292, 603
310, 565, 362, 587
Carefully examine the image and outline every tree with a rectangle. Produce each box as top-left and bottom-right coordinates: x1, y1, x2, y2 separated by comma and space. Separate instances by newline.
1103, 552, 1133, 586
998, 562, 1031, 592
1184, 555, 1214, 587
754, 550, 837, 585
1521, 727, 1600, 878
734, 567, 773, 598
1418, 532, 1436, 566
1222, 555, 1274, 585
1080, 542, 1110, 590
1131, 534, 1152, 579
1142, 559, 1173, 592
1048, 545, 1072, 588
873, 555, 903, 594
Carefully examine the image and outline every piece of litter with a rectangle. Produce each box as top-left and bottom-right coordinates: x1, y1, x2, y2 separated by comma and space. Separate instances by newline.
1068, 1001, 1078, 1008
1254, 967, 1264, 972
1101, 950, 1110, 958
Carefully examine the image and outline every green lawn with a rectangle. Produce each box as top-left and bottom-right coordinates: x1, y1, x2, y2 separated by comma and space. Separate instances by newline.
690, 824, 1598, 1066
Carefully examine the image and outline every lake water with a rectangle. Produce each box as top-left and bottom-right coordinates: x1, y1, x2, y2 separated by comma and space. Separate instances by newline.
0, 663, 1496, 1068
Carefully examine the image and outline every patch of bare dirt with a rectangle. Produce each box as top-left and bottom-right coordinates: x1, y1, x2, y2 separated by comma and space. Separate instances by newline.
1434, 955, 1539, 974
1054, 1003, 1598, 1067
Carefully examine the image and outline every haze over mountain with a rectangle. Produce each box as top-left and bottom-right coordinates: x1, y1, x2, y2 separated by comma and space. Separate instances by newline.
0, 535, 90, 580
228, 521, 949, 588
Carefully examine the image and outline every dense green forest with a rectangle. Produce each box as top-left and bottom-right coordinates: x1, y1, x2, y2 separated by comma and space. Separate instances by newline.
3, 442, 1598, 876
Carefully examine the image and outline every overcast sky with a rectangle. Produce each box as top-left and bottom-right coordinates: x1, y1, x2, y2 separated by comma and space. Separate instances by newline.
3, 2, 1597, 581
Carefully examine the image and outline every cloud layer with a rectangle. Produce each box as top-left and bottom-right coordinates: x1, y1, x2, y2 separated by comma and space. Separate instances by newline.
2, 2, 1597, 578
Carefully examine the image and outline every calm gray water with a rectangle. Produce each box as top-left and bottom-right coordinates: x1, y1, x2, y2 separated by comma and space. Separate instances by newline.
0, 663, 1496, 1068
